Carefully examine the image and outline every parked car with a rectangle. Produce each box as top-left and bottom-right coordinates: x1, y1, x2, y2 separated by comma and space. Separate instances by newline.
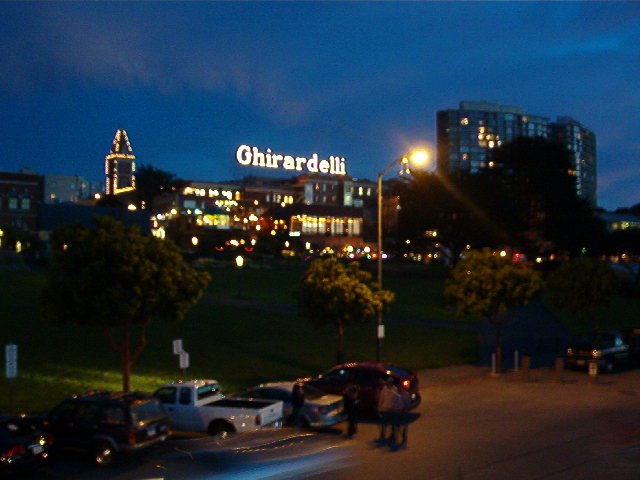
0, 415, 53, 474
35, 391, 170, 467
566, 330, 640, 373
235, 382, 347, 429
301, 362, 421, 413
154, 380, 283, 436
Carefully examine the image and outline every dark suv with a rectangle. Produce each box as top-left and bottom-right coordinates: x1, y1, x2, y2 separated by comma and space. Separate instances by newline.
302, 362, 421, 413
41, 391, 170, 466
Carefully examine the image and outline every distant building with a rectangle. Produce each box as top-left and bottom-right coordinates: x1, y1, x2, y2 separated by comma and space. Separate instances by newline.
600, 211, 640, 232
0, 170, 43, 232
437, 101, 597, 205
44, 175, 93, 204
437, 101, 549, 174
105, 129, 136, 195
550, 117, 597, 206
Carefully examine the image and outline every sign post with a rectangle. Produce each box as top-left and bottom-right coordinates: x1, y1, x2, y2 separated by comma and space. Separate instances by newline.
173, 339, 188, 379
5, 344, 17, 413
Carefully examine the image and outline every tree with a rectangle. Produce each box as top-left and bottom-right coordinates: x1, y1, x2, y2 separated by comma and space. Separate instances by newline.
298, 258, 394, 364
444, 249, 544, 372
135, 164, 186, 209
40, 216, 210, 392
547, 258, 614, 331
486, 137, 606, 255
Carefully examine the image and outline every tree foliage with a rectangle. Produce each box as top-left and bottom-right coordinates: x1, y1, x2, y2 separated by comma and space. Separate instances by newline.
444, 249, 544, 371
40, 216, 211, 391
135, 164, 186, 209
396, 171, 509, 256
486, 137, 606, 255
547, 257, 614, 331
298, 258, 394, 364
397, 137, 606, 257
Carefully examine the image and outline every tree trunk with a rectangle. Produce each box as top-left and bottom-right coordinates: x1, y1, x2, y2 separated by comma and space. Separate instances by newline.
494, 319, 503, 373
336, 322, 344, 365
121, 321, 132, 392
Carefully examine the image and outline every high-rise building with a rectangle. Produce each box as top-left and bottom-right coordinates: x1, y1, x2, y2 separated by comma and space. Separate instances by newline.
437, 101, 549, 174
550, 117, 597, 206
436, 101, 597, 205
105, 129, 135, 195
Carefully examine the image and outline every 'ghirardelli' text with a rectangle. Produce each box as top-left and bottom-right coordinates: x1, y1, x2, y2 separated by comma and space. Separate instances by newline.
236, 145, 347, 176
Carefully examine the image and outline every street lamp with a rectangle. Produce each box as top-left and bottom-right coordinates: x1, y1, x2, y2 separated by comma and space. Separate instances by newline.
376, 149, 429, 361
235, 255, 244, 298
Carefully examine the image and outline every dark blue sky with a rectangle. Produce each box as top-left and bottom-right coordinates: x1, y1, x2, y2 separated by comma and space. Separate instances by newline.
1, 2, 639, 210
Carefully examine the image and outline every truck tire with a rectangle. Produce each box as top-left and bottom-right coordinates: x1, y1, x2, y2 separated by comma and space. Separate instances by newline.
208, 420, 235, 438
94, 441, 114, 467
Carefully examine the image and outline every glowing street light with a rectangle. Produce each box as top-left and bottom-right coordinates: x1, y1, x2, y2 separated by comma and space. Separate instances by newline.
235, 255, 245, 298
376, 149, 429, 361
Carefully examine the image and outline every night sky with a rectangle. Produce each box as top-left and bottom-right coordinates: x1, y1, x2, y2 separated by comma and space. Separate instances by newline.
1, 2, 639, 210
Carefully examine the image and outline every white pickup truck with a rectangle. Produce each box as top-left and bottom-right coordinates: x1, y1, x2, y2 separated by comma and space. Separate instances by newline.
154, 380, 283, 436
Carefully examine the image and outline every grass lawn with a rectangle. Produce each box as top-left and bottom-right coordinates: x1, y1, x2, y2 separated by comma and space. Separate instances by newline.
3, 258, 638, 414
0, 264, 476, 414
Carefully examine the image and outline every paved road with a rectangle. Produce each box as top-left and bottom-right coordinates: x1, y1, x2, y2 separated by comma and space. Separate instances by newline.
22, 366, 640, 479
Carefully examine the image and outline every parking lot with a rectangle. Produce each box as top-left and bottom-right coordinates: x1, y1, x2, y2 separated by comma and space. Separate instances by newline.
316, 365, 640, 480
15, 366, 640, 479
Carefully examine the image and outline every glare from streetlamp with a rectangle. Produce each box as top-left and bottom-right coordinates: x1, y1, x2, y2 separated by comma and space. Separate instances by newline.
409, 149, 429, 166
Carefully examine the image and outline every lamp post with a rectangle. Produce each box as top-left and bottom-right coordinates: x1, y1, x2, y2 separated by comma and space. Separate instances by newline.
376, 149, 428, 362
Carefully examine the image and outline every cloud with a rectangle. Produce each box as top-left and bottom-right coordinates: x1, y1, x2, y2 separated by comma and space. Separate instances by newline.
0, 5, 315, 126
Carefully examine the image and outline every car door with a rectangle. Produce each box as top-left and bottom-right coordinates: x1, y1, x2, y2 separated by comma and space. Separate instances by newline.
177, 386, 200, 431
154, 387, 184, 429
47, 402, 78, 446
352, 368, 378, 409
72, 403, 103, 448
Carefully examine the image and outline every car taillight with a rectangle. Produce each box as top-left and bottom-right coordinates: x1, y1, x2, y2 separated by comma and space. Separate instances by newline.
255, 415, 261, 426
127, 430, 136, 446
402, 379, 410, 389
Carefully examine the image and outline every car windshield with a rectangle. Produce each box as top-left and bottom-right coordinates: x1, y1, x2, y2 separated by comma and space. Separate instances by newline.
575, 334, 618, 349
130, 400, 165, 424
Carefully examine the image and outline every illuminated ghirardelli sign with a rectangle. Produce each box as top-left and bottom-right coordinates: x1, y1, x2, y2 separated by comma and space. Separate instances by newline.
236, 145, 347, 176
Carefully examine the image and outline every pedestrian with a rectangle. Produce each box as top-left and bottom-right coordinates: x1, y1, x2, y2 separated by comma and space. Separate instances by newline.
395, 387, 412, 448
343, 383, 360, 437
377, 377, 398, 443
291, 383, 306, 428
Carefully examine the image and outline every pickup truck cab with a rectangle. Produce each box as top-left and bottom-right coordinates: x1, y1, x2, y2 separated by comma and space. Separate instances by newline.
154, 380, 283, 436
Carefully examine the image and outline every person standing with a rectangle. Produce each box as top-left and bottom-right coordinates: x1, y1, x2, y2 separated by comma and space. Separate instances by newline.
377, 377, 398, 442
395, 387, 412, 447
291, 383, 306, 428
343, 383, 360, 437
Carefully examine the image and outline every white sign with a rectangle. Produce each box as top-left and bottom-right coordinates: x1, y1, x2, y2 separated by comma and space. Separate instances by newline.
179, 352, 190, 370
236, 145, 347, 176
172, 339, 183, 355
5, 344, 17, 379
